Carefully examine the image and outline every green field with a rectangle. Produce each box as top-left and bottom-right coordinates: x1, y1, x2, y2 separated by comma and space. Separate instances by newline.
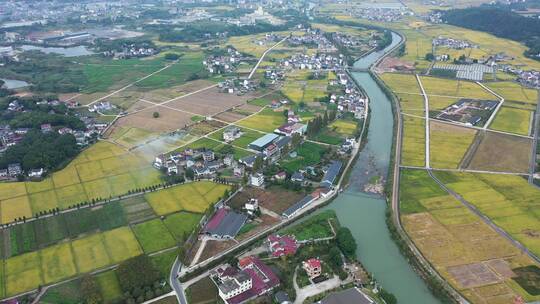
145, 181, 230, 215
401, 115, 425, 167
281, 141, 327, 172
82, 57, 165, 93
132, 219, 177, 253
237, 108, 286, 132
282, 210, 337, 241
490, 106, 532, 136
430, 121, 476, 169
485, 81, 538, 104
163, 212, 202, 241
95, 271, 123, 303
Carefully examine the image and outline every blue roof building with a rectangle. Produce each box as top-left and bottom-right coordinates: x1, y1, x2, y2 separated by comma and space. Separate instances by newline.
320, 160, 342, 188
249, 133, 279, 151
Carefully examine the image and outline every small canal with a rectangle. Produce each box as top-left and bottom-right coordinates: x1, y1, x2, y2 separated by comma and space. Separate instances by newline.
318, 32, 441, 303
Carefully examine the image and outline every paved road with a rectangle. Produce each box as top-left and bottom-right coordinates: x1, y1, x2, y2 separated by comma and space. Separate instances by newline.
293, 268, 341, 304
477, 81, 505, 130
428, 170, 540, 264
247, 36, 288, 79
529, 92, 540, 183
400, 164, 531, 176
170, 258, 188, 304
415, 74, 430, 169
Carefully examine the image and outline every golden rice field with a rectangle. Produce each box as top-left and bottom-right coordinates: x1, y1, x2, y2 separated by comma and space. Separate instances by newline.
485, 82, 539, 104
434, 172, 540, 258
400, 169, 540, 303
145, 181, 231, 216
430, 121, 476, 169
401, 115, 425, 167
0, 142, 162, 224
4, 227, 142, 297
419, 76, 496, 100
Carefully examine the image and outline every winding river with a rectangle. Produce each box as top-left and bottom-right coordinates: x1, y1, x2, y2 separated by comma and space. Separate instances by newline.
319, 32, 441, 303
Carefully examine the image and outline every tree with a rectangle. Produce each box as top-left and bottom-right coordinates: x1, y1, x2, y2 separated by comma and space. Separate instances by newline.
185, 168, 195, 180
425, 53, 435, 61
328, 246, 343, 268
379, 288, 397, 304
336, 227, 357, 258
81, 275, 102, 304
164, 53, 180, 60
116, 255, 161, 292
253, 156, 263, 172
153, 112, 160, 118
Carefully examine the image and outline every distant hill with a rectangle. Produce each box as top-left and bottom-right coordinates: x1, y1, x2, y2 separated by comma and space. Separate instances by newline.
442, 6, 540, 59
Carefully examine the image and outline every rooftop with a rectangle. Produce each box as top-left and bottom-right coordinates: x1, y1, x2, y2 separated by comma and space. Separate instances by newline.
249, 133, 279, 149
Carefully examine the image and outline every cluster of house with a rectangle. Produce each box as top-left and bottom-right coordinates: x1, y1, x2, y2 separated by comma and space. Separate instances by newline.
253, 33, 284, 47
329, 73, 367, 119
263, 68, 286, 83
427, 11, 444, 24
332, 32, 375, 50
516, 70, 540, 89
353, 7, 411, 22
88, 101, 117, 113
287, 29, 336, 52
280, 53, 345, 71
225, 6, 284, 27
154, 148, 232, 178
218, 79, 257, 95
203, 48, 243, 75
432, 36, 477, 50
102, 44, 156, 59
211, 256, 280, 304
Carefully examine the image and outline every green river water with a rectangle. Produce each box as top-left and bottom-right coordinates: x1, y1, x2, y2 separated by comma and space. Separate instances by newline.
318, 32, 441, 303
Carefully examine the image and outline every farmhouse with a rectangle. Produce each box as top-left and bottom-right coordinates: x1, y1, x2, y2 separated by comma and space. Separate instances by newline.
248, 133, 279, 151
320, 160, 343, 188
250, 173, 265, 187
204, 208, 248, 239
212, 256, 279, 304
224, 126, 243, 142
267, 234, 298, 257
274, 122, 307, 137
303, 258, 322, 279
282, 192, 319, 219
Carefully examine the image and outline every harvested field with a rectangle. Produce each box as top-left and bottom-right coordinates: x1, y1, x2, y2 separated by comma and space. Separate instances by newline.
214, 111, 247, 123
167, 87, 257, 116
430, 121, 477, 169
228, 186, 304, 214
447, 263, 500, 288
400, 169, 540, 302
434, 172, 540, 259
467, 131, 531, 173
115, 105, 193, 133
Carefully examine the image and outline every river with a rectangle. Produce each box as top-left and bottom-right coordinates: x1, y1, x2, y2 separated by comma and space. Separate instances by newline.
318, 32, 441, 303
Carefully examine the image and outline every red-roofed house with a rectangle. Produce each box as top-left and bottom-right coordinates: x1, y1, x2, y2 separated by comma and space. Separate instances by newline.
303, 258, 322, 279
214, 256, 279, 304
267, 234, 298, 257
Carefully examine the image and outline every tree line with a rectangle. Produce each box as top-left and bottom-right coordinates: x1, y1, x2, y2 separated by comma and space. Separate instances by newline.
442, 6, 540, 60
